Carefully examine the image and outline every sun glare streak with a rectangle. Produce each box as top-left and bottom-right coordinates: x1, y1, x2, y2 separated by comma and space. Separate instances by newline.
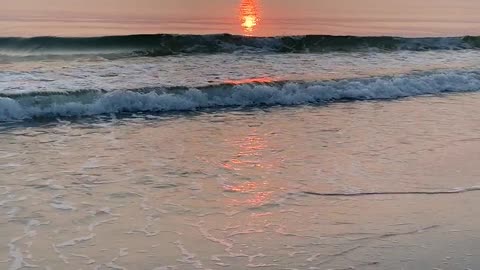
224, 77, 275, 85
221, 131, 283, 208
240, 0, 260, 35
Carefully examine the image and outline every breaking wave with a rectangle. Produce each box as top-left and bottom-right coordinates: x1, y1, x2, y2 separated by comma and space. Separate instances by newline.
0, 34, 479, 58
1, 70, 479, 121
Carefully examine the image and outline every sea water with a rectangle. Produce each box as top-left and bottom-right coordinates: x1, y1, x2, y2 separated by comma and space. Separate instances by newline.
1, 35, 480, 269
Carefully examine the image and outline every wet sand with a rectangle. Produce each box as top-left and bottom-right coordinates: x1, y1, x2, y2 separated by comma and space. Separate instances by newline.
1, 93, 479, 270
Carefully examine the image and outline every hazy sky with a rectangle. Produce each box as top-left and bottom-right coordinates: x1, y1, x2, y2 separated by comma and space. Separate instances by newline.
2, 0, 480, 36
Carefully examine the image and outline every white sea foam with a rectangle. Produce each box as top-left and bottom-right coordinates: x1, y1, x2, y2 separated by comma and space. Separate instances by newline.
55, 234, 96, 248
50, 201, 76, 211
1, 70, 479, 121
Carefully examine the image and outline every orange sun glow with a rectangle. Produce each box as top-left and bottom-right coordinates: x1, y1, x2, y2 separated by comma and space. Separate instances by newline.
240, 0, 260, 35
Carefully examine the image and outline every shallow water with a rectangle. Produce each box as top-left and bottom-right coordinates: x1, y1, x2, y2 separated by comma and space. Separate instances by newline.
3, 49, 480, 94
2, 46, 480, 121
1, 93, 479, 269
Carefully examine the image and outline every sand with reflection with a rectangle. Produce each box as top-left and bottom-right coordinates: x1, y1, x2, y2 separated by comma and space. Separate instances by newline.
1, 93, 479, 269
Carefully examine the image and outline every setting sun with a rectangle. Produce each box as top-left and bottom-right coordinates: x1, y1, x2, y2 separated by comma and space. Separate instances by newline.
242, 15, 257, 31
240, 0, 260, 34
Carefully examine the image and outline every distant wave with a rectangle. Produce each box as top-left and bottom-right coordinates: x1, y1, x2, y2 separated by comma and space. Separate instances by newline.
1, 70, 479, 121
0, 34, 479, 57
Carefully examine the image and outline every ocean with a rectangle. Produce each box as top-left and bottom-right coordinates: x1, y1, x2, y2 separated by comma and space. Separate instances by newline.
1, 34, 480, 120
1, 33, 480, 270
2, 0, 480, 266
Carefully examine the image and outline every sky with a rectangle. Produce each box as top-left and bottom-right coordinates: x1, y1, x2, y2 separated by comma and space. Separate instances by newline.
1, 0, 480, 37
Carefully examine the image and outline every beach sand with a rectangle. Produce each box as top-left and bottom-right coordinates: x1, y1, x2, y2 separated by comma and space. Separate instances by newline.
1, 92, 479, 269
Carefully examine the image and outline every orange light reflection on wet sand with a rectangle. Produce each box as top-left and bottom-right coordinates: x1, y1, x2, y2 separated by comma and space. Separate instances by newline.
222, 132, 281, 207
224, 76, 276, 85
240, 0, 260, 35
221, 133, 275, 171
225, 181, 274, 207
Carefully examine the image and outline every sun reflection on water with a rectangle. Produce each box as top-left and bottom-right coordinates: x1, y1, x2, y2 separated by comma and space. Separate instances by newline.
224, 76, 275, 85
240, 0, 260, 35
221, 133, 273, 171
221, 131, 282, 207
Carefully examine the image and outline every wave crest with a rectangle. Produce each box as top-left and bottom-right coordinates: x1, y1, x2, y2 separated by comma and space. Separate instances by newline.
1, 70, 479, 121
1, 34, 479, 57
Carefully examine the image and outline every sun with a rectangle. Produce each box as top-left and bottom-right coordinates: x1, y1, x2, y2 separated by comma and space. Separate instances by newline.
242, 15, 257, 31
240, 0, 260, 35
